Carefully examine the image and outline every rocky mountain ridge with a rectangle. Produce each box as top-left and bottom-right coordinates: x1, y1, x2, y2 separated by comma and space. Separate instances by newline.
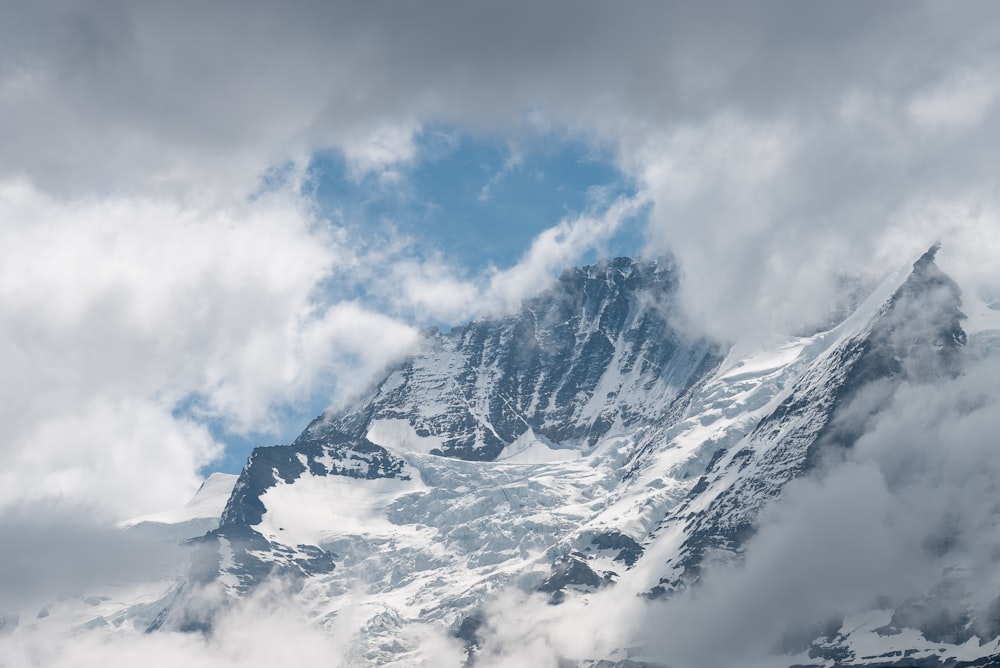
15, 249, 1000, 668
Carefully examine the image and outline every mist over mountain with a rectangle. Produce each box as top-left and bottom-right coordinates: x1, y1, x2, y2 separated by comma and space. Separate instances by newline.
6, 246, 1000, 668
5, 4, 1000, 667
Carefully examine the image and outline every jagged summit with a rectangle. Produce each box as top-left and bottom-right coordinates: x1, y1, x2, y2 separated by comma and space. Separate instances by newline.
86, 248, 1000, 667
301, 256, 721, 461
649, 244, 970, 599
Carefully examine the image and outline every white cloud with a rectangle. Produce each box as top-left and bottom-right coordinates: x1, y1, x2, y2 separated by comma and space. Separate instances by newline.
627, 96, 1000, 342
0, 582, 344, 668
0, 399, 219, 517
340, 121, 422, 180
485, 194, 645, 310
473, 589, 642, 668
0, 180, 418, 518
332, 193, 645, 326
0, 163, 640, 518
3, 2, 999, 348
477, 149, 524, 203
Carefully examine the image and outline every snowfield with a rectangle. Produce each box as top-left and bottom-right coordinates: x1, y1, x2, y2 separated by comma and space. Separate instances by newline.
9, 252, 1000, 668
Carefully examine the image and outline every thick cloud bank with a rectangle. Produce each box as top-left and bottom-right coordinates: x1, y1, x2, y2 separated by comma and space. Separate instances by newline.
0, 181, 422, 517
3, 2, 999, 340
2, 2, 1000, 665
636, 354, 1000, 667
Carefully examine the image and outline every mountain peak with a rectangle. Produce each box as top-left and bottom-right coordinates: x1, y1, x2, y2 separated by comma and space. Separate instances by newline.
308, 255, 719, 461
140, 248, 993, 667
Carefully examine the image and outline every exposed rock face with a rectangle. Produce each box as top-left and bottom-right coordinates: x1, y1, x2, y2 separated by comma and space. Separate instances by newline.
652, 244, 969, 597
141, 248, 1000, 668
307, 256, 723, 461
220, 433, 410, 529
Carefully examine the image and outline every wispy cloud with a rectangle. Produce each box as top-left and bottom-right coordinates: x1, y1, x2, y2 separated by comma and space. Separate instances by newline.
3, 1, 1000, 663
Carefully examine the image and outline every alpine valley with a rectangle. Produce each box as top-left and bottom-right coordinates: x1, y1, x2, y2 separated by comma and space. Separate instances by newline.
11, 247, 1000, 668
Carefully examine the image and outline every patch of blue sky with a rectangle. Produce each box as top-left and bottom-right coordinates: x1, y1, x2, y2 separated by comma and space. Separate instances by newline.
199, 128, 647, 474
178, 390, 336, 475
306, 127, 645, 275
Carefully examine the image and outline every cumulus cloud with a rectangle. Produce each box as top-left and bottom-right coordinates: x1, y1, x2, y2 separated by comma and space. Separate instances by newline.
3, 1, 1000, 344
3, 1, 1000, 664
0, 165, 636, 519
0, 180, 420, 517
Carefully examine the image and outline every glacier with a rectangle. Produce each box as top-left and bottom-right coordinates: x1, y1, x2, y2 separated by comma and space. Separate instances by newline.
9, 249, 1000, 668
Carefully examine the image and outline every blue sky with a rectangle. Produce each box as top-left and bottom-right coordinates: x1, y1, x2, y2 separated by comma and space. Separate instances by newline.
206, 130, 645, 473
308, 129, 643, 272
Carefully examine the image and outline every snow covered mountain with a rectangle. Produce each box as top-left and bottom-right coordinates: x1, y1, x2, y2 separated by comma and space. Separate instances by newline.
151, 256, 728, 634
120, 473, 239, 542
16, 250, 1000, 667
314, 256, 721, 461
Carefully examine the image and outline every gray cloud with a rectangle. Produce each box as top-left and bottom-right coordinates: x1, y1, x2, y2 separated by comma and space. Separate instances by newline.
0, 2, 993, 190
635, 346, 1000, 666
4, 2, 999, 341
3, 3, 1000, 662
0, 504, 190, 611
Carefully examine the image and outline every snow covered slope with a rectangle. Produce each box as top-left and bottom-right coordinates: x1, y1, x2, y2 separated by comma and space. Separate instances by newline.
646, 245, 968, 600
309, 257, 722, 461
90, 250, 1000, 666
